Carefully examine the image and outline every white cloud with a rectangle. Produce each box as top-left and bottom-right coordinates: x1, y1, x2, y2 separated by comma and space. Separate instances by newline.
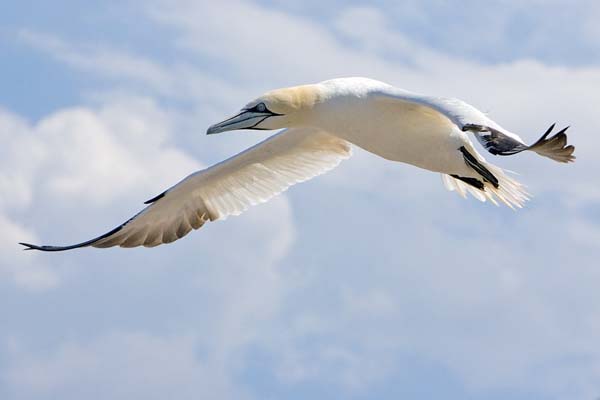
0, 214, 59, 291
265, 0, 600, 66
2, 332, 246, 400
0, 110, 42, 211
34, 98, 200, 206
0, 96, 201, 208
17, 30, 176, 96
146, 0, 404, 86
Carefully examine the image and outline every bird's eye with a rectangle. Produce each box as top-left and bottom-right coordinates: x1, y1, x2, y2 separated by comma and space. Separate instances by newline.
255, 103, 266, 112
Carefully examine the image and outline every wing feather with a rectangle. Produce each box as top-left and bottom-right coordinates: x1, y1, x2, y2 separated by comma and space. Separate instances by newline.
20, 128, 351, 251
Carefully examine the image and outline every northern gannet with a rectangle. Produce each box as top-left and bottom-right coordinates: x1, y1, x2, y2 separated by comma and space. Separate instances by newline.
20, 77, 575, 251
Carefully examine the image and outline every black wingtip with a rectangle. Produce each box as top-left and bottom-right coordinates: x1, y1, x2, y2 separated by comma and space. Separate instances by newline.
19, 241, 92, 252
19, 242, 41, 251
18, 242, 82, 252
144, 190, 167, 205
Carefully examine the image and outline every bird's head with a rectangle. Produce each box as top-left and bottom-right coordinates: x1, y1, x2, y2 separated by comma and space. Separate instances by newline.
206, 84, 322, 134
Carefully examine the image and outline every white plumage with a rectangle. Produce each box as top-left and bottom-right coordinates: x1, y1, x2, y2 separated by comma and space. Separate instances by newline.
21, 77, 574, 251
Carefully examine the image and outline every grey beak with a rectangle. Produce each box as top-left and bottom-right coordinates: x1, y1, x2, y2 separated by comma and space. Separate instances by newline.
206, 110, 274, 135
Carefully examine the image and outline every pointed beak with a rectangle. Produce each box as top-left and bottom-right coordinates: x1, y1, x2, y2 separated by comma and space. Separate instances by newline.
206, 110, 274, 135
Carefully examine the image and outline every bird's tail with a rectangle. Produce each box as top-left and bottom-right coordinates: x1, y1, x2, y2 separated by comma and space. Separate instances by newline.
442, 163, 530, 209
527, 125, 575, 163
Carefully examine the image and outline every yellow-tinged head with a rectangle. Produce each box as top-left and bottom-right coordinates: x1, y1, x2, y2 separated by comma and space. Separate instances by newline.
206, 84, 322, 134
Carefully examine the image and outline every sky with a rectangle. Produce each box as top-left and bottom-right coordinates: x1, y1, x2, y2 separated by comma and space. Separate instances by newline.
1, 1, 600, 399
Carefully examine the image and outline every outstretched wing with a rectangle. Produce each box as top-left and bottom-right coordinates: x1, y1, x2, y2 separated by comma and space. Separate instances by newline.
374, 87, 575, 163
20, 128, 352, 251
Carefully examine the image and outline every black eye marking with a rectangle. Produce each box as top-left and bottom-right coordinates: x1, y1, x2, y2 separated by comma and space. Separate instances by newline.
244, 102, 283, 116
246, 103, 267, 113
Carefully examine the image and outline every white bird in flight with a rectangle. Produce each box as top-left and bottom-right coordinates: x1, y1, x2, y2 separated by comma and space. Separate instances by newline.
21, 77, 574, 251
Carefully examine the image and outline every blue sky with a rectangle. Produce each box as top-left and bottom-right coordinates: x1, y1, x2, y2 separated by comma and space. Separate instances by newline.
1, 1, 600, 399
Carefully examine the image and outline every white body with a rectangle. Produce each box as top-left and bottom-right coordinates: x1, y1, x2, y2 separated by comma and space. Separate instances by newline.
313, 78, 479, 174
